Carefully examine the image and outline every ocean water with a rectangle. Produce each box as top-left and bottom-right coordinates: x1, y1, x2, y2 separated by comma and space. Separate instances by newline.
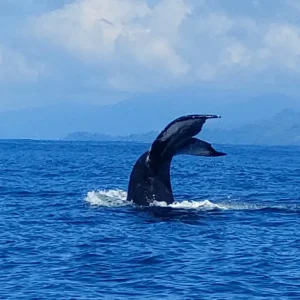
0, 140, 300, 299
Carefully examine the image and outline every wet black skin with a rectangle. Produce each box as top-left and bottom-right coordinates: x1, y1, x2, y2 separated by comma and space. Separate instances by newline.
126, 114, 226, 206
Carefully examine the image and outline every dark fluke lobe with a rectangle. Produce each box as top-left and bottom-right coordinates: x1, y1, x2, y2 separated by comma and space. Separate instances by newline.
126, 114, 226, 206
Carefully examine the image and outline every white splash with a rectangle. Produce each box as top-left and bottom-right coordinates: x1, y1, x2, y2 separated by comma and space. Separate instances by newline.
85, 189, 227, 210
85, 189, 130, 207
84, 189, 297, 212
151, 199, 228, 210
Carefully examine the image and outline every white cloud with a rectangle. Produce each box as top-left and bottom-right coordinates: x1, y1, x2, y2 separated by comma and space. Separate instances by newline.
34, 0, 191, 79
33, 0, 191, 90
34, 0, 150, 60
222, 42, 252, 67
0, 45, 42, 82
31, 0, 300, 91
264, 23, 300, 71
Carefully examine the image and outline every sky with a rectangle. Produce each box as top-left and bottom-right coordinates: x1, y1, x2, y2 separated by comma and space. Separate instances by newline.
1, 0, 300, 112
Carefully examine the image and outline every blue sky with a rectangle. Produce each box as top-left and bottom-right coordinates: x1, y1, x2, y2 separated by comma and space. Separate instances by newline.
1, 0, 300, 112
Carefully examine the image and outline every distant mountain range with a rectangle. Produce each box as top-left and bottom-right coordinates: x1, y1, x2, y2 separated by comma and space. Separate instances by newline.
63, 109, 300, 146
202, 109, 300, 146
0, 88, 300, 140
63, 131, 158, 143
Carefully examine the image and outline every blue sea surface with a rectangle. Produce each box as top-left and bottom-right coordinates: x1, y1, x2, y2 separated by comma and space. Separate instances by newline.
0, 140, 300, 299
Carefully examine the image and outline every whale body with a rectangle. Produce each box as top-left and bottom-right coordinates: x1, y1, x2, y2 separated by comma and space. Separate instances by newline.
126, 114, 226, 206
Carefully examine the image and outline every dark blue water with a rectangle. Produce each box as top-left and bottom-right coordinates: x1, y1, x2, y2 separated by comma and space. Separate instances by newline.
1, 140, 300, 299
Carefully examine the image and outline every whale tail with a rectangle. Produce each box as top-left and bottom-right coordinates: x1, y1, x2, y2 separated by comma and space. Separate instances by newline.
175, 137, 226, 157
146, 114, 226, 174
127, 114, 226, 206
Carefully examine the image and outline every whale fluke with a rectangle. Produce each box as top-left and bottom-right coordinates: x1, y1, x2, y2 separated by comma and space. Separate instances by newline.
127, 114, 226, 206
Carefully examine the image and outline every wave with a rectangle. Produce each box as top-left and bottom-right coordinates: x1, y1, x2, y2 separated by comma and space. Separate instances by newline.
150, 199, 227, 210
85, 189, 241, 211
85, 189, 130, 207
85, 189, 300, 213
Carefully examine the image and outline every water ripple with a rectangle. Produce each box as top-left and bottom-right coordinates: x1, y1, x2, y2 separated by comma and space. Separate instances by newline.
0, 141, 300, 299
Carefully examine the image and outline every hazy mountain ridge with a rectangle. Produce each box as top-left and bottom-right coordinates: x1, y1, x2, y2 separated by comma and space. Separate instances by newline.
63, 109, 300, 146
1, 90, 300, 140
202, 109, 300, 146
63, 131, 158, 143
